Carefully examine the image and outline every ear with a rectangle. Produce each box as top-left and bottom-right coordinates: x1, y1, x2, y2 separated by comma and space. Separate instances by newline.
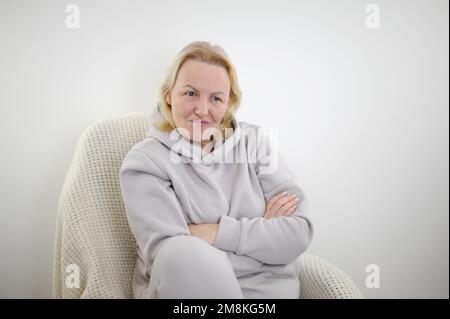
165, 93, 171, 106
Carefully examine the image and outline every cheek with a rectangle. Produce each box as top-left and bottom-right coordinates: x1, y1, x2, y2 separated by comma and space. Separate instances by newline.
172, 101, 193, 120
211, 106, 228, 123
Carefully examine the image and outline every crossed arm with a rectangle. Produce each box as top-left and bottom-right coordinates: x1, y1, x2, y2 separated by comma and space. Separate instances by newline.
189, 191, 300, 244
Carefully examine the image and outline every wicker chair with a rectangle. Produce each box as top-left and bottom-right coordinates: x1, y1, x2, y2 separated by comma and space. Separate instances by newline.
52, 113, 363, 299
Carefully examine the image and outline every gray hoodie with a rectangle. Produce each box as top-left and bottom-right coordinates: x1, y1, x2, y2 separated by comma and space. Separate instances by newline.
119, 108, 314, 298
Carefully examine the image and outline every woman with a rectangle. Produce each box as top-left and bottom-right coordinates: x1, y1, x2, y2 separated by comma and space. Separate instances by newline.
119, 41, 314, 299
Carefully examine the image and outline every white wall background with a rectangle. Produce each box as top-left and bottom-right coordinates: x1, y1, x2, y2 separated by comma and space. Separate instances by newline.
0, 0, 448, 298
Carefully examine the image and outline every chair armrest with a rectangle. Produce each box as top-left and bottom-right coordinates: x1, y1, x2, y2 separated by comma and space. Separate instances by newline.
294, 253, 363, 299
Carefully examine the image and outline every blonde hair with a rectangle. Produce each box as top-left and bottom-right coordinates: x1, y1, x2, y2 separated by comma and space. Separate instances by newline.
153, 41, 242, 138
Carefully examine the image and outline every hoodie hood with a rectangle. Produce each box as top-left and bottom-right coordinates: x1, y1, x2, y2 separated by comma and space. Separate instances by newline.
146, 108, 242, 166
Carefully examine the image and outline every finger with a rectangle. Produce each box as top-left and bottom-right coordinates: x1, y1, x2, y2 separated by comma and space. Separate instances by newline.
268, 192, 292, 217
266, 191, 287, 213
270, 193, 297, 216
282, 205, 297, 216
275, 197, 299, 217
264, 193, 287, 219
264, 208, 276, 219
265, 201, 283, 219
280, 197, 300, 214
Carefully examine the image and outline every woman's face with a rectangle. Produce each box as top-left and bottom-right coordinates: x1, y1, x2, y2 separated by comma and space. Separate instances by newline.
166, 59, 231, 144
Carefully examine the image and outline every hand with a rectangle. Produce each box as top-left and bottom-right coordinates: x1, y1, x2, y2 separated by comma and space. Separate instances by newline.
188, 223, 219, 245
264, 191, 299, 219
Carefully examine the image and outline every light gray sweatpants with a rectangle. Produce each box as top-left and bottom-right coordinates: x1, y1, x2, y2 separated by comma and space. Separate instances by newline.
139, 236, 300, 299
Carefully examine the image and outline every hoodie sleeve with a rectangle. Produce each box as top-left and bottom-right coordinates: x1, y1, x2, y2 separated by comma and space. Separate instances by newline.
119, 149, 191, 267
212, 132, 314, 265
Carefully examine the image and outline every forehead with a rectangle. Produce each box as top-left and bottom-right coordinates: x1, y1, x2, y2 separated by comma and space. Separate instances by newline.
176, 59, 230, 93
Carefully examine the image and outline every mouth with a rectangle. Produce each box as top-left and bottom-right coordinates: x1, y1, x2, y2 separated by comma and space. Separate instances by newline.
191, 119, 210, 125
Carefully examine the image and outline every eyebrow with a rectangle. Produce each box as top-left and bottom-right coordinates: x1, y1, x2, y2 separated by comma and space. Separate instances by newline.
182, 84, 225, 96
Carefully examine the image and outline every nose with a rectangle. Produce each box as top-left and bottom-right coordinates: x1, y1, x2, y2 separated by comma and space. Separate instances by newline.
194, 98, 209, 117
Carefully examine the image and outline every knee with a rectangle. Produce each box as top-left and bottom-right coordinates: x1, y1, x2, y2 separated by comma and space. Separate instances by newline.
156, 235, 230, 276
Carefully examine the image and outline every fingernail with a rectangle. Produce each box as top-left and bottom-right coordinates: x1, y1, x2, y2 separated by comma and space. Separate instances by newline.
293, 205, 297, 209
283, 191, 287, 195
294, 198, 299, 202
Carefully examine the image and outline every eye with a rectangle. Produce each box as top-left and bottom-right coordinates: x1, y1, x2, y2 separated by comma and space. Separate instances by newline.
213, 96, 223, 103
185, 91, 197, 97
